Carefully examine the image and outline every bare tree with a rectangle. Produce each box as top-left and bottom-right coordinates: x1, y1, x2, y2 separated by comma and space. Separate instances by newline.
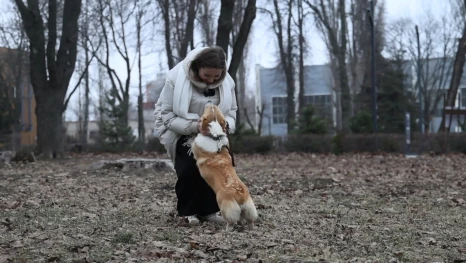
296, 0, 306, 113
80, 5, 91, 146
231, 0, 247, 111
227, 0, 256, 80
0, 6, 28, 150
13, 0, 82, 158
439, 0, 466, 132
216, 0, 235, 57
197, 0, 217, 46
157, 0, 198, 67
135, 1, 149, 143
347, 0, 384, 115
156, 0, 256, 131
231, 0, 256, 128
261, 0, 296, 132
304, 0, 350, 132
177, 0, 197, 59
73, 0, 98, 146
412, 15, 455, 132
216, 0, 256, 129
94, 0, 136, 127
386, 15, 454, 133
157, 0, 175, 68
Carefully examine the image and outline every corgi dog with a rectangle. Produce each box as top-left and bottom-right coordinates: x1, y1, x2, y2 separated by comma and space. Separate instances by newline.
191, 103, 258, 230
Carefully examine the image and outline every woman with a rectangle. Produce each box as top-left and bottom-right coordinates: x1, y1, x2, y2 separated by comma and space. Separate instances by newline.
154, 46, 237, 225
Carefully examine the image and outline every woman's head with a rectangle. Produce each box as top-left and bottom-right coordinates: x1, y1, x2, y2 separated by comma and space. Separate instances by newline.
190, 46, 226, 85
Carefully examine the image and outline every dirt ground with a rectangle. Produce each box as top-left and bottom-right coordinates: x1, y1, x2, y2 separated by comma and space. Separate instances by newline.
1, 152, 466, 263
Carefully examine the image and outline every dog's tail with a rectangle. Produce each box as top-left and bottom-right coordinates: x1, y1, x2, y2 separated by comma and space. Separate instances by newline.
219, 197, 241, 224
240, 196, 258, 224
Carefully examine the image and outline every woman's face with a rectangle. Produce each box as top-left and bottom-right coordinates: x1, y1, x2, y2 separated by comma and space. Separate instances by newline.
198, 67, 223, 84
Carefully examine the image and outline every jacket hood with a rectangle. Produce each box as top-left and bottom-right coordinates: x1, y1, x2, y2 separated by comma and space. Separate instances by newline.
182, 47, 227, 90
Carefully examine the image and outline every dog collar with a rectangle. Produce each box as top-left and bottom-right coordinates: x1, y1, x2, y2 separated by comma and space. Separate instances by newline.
206, 133, 224, 141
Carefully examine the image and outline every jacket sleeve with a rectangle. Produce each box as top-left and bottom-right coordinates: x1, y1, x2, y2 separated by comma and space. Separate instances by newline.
225, 83, 238, 134
158, 79, 199, 135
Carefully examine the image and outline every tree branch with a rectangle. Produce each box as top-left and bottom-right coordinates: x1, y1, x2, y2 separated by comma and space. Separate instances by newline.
216, 0, 235, 57
47, 0, 57, 87
179, 0, 197, 59
228, 0, 256, 78
63, 40, 102, 112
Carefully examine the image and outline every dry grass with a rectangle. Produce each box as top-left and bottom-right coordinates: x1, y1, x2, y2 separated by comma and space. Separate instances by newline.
1, 152, 466, 262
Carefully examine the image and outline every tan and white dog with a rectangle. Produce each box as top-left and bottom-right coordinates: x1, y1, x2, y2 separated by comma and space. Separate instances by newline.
191, 103, 258, 230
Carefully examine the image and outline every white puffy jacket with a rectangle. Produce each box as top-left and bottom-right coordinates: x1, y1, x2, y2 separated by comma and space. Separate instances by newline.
154, 47, 237, 162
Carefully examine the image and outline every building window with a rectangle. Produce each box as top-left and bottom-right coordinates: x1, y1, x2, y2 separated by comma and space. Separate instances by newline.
461, 87, 466, 108
272, 96, 287, 124
302, 94, 332, 120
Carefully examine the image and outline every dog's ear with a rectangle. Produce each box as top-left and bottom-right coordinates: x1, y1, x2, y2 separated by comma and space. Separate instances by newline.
201, 117, 210, 131
219, 119, 226, 130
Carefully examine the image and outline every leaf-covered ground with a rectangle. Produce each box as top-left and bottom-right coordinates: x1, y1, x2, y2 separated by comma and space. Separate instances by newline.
1, 153, 466, 262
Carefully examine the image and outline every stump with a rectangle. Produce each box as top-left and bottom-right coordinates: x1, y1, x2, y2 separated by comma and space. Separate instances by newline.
88, 158, 174, 173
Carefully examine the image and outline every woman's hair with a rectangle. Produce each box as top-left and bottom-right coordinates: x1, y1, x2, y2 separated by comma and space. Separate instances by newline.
190, 46, 227, 79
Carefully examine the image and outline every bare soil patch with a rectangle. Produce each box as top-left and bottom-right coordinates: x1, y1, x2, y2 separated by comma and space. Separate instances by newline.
1, 153, 465, 262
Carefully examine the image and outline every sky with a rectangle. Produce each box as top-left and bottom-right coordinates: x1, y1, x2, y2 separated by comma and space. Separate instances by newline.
0, 0, 449, 121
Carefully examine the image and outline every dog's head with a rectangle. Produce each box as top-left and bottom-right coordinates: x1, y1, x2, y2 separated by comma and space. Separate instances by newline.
200, 102, 227, 139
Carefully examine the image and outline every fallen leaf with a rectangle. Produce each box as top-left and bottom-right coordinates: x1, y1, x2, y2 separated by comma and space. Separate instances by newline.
10, 240, 23, 248
192, 250, 209, 259
189, 241, 200, 250
0, 255, 12, 263
266, 242, 279, 248
25, 200, 40, 207
47, 256, 60, 262
452, 198, 465, 206
0, 201, 21, 210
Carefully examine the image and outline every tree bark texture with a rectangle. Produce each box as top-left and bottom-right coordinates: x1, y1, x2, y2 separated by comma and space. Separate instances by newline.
14, 0, 82, 158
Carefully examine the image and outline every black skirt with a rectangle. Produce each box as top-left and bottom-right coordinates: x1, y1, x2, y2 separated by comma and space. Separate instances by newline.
173, 135, 219, 217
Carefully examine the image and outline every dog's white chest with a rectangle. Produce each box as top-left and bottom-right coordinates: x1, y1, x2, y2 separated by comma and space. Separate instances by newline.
193, 135, 228, 153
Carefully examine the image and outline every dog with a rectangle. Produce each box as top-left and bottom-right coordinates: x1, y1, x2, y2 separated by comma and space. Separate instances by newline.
191, 103, 258, 230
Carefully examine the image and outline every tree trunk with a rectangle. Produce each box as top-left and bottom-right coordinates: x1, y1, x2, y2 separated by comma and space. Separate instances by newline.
285, 0, 296, 132
136, 6, 145, 143
338, 0, 350, 132
137, 95, 144, 142
159, 0, 175, 69
179, 0, 197, 59
298, 0, 305, 113
238, 59, 247, 116
83, 49, 90, 146
227, 0, 256, 130
14, 44, 26, 151
81, 1, 90, 146
216, 0, 235, 57
35, 90, 66, 158
272, 0, 296, 133
439, 23, 466, 132
14, 0, 82, 158
137, 46, 145, 142
199, 0, 215, 45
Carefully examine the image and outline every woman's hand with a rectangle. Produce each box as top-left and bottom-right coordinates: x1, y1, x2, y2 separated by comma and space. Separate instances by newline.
197, 118, 210, 136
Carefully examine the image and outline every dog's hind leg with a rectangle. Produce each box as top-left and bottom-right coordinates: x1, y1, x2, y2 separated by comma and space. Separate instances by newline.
218, 196, 241, 231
